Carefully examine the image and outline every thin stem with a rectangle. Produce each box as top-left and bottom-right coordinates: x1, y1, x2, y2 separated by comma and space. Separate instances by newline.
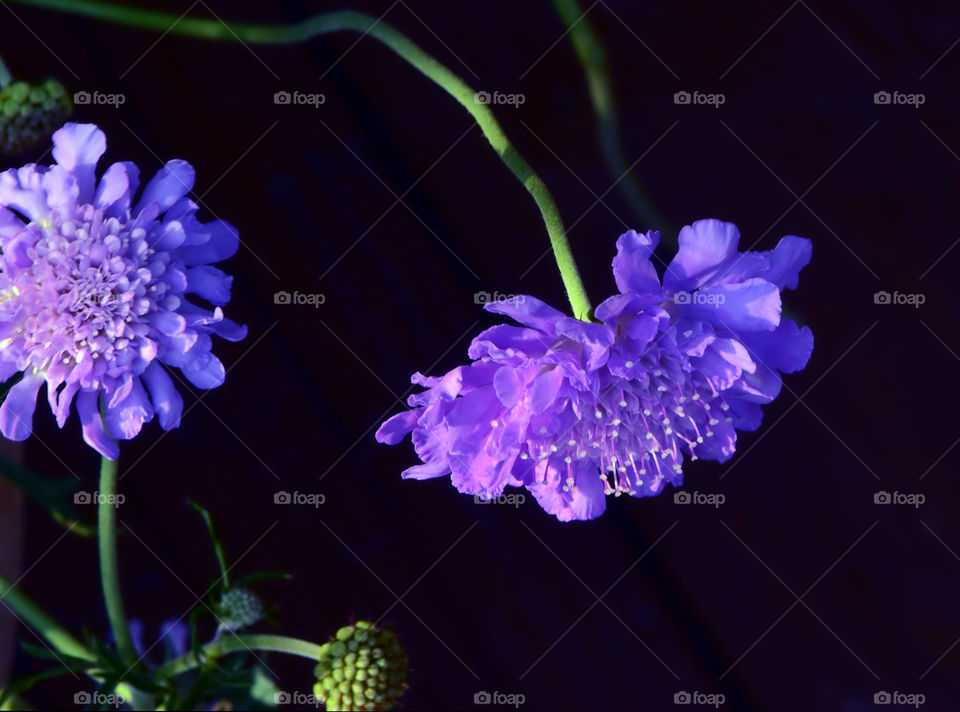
0, 56, 11, 88
97, 455, 136, 667
155, 634, 324, 678
12, 0, 593, 319
0, 575, 95, 662
551, 0, 667, 234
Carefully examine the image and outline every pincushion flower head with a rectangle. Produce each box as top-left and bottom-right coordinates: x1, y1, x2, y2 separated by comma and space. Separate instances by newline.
377, 219, 813, 521
0, 123, 246, 458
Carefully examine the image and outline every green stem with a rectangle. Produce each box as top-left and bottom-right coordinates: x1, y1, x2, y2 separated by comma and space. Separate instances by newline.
155, 634, 324, 678
97, 456, 136, 667
12, 0, 593, 319
0, 575, 95, 662
0, 574, 137, 705
551, 0, 666, 234
0, 56, 10, 88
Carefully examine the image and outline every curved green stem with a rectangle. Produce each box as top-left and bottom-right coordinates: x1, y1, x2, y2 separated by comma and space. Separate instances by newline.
551, 0, 666, 234
0, 575, 95, 662
155, 634, 324, 678
97, 456, 136, 667
12, 0, 593, 319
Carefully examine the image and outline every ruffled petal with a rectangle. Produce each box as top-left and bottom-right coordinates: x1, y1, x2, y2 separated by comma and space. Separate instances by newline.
713, 337, 756, 374
210, 317, 247, 342
613, 229, 661, 295
148, 310, 187, 336
483, 296, 564, 334
181, 350, 225, 389
141, 362, 183, 430
0, 207, 25, 241
95, 161, 137, 215
493, 366, 522, 408
0, 373, 43, 441
664, 219, 741, 291
556, 318, 614, 370
186, 265, 232, 305
51, 123, 106, 203
77, 390, 119, 459
528, 458, 607, 522
403, 423, 453, 480
678, 278, 781, 332
0, 166, 49, 222
375, 409, 420, 445
468, 324, 552, 361
529, 366, 564, 414
149, 220, 187, 251
40, 166, 79, 216
47, 378, 79, 428
174, 220, 239, 265
740, 319, 813, 374
135, 160, 195, 214
762, 235, 812, 290
105, 377, 153, 440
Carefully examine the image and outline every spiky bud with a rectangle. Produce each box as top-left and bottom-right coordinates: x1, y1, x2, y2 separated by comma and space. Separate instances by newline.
217, 588, 265, 630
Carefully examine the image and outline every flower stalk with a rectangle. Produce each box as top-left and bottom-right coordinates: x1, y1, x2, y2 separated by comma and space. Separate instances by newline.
154, 634, 324, 678
551, 0, 666, 234
10, 0, 593, 318
97, 455, 137, 667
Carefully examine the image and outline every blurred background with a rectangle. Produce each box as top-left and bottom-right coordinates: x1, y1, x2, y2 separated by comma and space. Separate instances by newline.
0, 0, 959, 709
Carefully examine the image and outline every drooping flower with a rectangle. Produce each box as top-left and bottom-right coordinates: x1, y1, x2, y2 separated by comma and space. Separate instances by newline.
0, 123, 246, 458
377, 220, 812, 521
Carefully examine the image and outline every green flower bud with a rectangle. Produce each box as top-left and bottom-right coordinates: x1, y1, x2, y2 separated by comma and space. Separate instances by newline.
313, 621, 408, 711
0, 77, 72, 154
217, 587, 265, 630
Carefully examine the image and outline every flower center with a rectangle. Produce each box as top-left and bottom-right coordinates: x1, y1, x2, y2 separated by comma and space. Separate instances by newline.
3, 203, 175, 380
511, 341, 734, 499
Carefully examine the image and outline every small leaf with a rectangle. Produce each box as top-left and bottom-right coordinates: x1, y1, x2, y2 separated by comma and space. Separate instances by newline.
188, 501, 230, 590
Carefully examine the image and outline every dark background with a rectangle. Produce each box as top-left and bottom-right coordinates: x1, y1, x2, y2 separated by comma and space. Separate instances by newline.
1, 0, 959, 709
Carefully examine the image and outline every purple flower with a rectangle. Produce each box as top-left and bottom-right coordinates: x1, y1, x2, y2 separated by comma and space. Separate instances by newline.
0, 123, 246, 458
377, 220, 812, 521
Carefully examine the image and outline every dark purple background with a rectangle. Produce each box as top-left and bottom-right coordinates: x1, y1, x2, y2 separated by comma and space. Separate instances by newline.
2, 1, 959, 710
